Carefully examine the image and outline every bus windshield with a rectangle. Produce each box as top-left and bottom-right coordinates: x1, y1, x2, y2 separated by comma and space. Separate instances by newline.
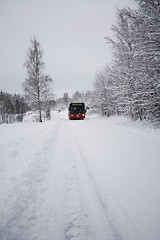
70, 106, 84, 113
69, 103, 85, 114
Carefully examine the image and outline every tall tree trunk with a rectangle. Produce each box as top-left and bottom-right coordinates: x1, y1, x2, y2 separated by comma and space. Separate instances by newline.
39, 107, 42, 122
37, 87, 42, 122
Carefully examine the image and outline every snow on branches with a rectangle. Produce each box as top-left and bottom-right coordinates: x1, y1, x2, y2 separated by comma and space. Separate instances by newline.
94, 0, 160, 125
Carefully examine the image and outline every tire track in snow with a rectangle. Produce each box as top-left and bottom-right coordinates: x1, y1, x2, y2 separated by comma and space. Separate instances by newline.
64, 168, 85, 240
61, 121, 86, 240
68, 121, 123, 240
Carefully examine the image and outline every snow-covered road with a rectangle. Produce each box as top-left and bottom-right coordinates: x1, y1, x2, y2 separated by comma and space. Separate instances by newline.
0, 111, 160, 240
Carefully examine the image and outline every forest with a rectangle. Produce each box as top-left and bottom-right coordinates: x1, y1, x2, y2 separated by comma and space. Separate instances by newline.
94, 0, 160, 126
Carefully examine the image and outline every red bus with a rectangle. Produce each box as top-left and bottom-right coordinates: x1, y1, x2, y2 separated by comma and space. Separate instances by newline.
68, 103, 86, 120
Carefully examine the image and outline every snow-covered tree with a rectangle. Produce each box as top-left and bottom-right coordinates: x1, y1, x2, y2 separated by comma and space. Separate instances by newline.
72, 91, 84, 103
0, 91, 27, 124
106, 8, 142, 119
83, 90, 94, 109
63, 92, 70, 108
101, 1, 160, 124
133, 0, 160, 123
94, 66, 119, 116
23, 36, 53, 122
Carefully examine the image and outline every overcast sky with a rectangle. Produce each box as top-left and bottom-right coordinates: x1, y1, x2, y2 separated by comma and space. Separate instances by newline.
0, 0, 136, 98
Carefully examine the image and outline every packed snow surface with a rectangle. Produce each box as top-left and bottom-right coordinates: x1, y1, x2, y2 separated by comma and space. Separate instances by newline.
0, 110, 160, 240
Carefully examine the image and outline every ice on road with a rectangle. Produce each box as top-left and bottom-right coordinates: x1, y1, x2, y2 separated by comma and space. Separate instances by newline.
0, 111, 160, 240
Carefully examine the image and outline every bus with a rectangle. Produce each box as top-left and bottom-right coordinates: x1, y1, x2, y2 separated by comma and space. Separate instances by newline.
68, 103, 86, 120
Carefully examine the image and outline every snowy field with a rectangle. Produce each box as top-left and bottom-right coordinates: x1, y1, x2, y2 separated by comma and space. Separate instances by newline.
0, 110, 160, 240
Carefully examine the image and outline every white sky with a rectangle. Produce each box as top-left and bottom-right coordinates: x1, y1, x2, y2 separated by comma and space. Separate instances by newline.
0, 0, 136, 98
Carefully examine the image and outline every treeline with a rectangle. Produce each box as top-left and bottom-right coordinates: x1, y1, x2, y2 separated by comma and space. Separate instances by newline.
93, 0, 160, 125
0, 90, 57, 124
62, 91, 93, 109
54, 90, 94, 112
0, 91, 28, 123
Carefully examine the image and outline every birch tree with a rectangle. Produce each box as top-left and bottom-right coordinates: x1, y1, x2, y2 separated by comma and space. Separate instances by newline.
23, 36, 53, 122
